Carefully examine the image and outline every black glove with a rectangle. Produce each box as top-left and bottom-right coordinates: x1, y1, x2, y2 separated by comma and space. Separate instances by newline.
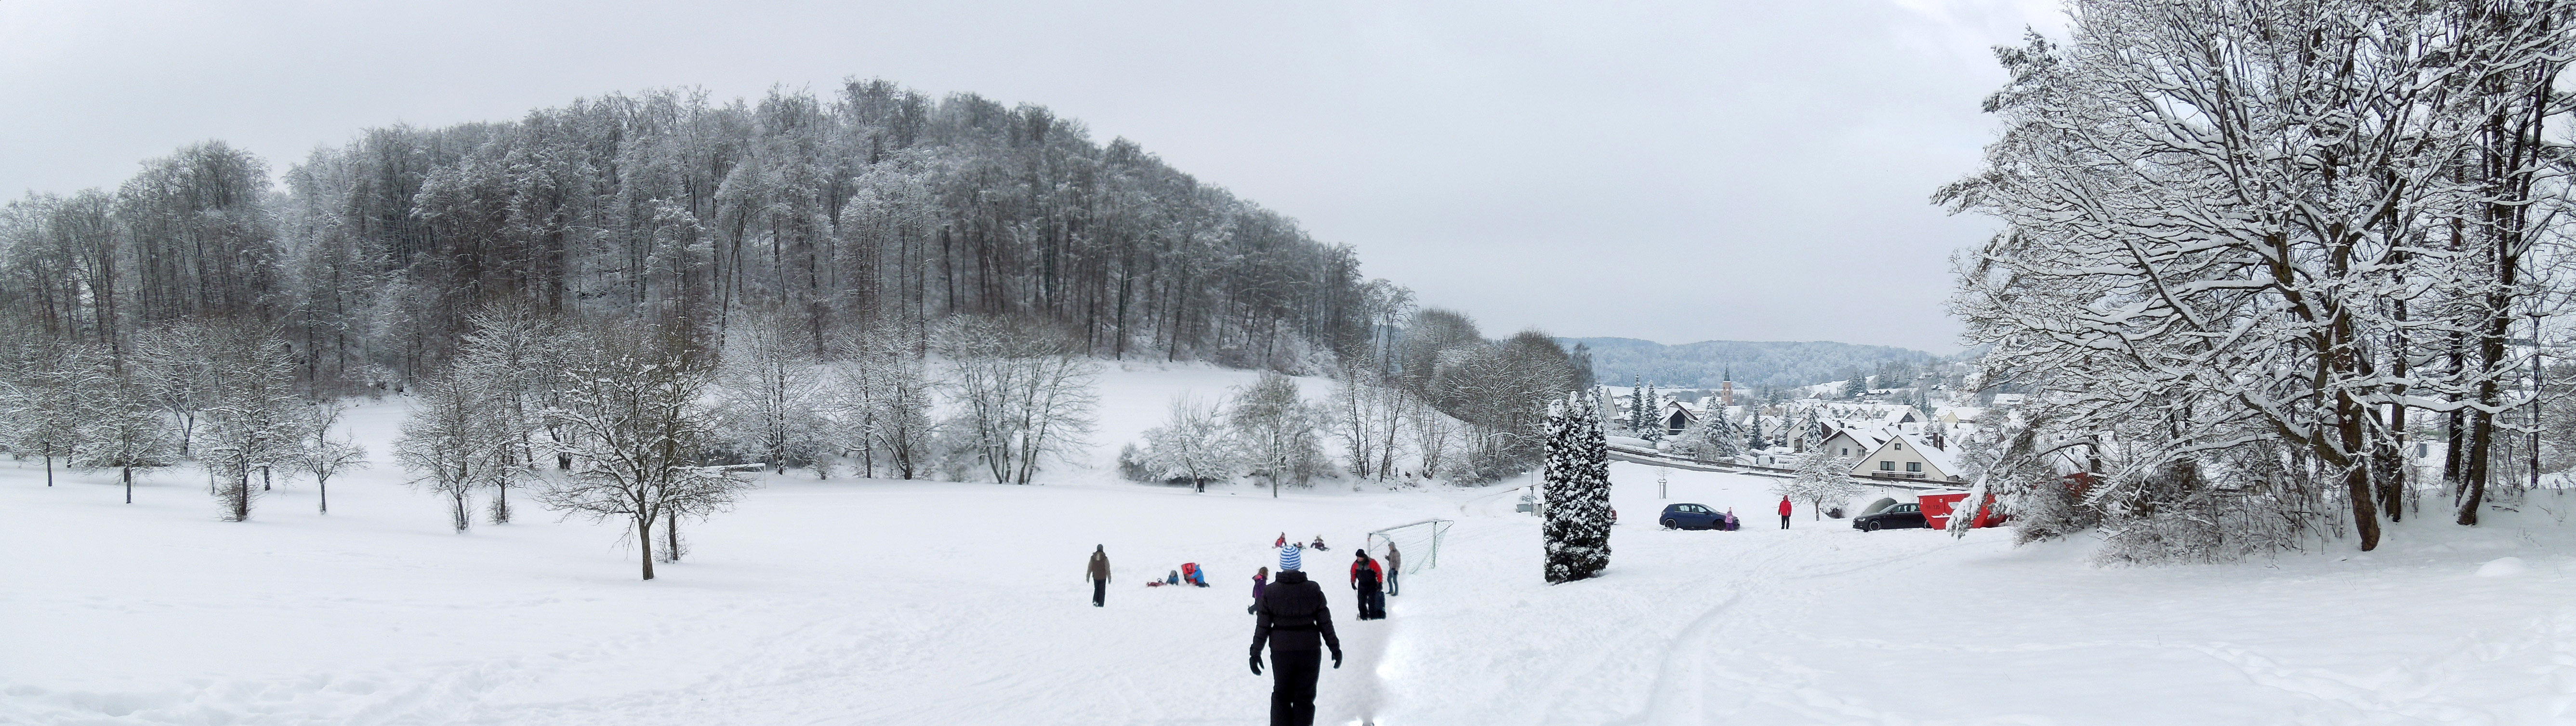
1332, 650, 1343, 669
1249, 654, 1264, 675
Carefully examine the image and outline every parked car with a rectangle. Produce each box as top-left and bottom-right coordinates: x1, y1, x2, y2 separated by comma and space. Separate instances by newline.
1851, 502, 1928, 532
1658, 503, 1730, 530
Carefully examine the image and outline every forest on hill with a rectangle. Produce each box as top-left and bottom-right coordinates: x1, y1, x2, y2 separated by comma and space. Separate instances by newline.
1558, 336, 1943, 390
2, 79, 1398, 390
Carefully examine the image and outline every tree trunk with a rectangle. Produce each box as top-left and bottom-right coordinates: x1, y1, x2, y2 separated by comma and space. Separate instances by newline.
638, 515, 657, 580
318, 475, 328, 514
2339, 393, 2382, 551
123, 467, 132, 504
44, 453, 53, 486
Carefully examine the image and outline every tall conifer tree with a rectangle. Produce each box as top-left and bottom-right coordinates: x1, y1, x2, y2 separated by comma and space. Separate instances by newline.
1543, 391, 1612, 583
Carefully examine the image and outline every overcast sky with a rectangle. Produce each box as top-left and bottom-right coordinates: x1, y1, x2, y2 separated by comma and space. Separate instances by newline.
0, 0, 2061, 353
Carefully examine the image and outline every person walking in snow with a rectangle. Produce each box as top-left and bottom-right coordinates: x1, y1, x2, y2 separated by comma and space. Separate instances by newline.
1249, 566, 1270, 614
1383, 544, 1401, 597
1251, 544, 1340, 726
1086, 545, 1112, 607
1778, 496, 1793, 529
1349, 550, 1385, 620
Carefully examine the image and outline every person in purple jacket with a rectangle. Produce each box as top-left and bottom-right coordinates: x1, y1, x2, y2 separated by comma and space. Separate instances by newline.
1248, 566, 1270, 614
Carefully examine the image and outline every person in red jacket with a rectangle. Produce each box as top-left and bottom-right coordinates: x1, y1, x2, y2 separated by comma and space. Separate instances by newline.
1349, 551, 1386, 620
1779, 497, 1793, 529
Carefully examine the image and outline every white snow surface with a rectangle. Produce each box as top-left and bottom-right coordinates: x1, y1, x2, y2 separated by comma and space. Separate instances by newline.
9, 363, 2576, 724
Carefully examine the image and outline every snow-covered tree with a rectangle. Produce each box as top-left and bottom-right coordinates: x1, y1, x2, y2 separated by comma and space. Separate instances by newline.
1776, 453, 1862, 520
819, 322, 936, 480
938, 315, 1098, 485
396, 374, 506, 532
0, 339, 101, 487
297, 401, 367, 514
1328, 366, 1404, 482
1405, 392, 1455, 481
535, 316, 752, 580
1140, 394, 1236, 492
1941, 0, 2576, 555
199, 324, 305, 522
1231, 371, 1325, 497
717, 308, 826, 474
1542, 391, 1612, 583
72, 359, 179, 503
1627, 376, 1646, 432
131, 323, 221, 455
452, 305, 554, 522
1670, 405, 1743, 462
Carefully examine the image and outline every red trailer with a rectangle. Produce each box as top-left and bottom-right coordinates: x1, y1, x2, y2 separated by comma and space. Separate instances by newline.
1917, 490, 2005, 530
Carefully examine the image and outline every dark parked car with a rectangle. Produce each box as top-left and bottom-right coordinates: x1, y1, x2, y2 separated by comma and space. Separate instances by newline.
1658, 503, 1731, 530
1851, 502, 1927, 532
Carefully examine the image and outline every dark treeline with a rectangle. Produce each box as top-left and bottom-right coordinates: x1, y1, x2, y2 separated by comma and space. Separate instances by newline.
2, 79, 1374, 389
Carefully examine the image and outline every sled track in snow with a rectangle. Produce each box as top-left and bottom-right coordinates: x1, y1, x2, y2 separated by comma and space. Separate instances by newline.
1607, 541, 1943, 726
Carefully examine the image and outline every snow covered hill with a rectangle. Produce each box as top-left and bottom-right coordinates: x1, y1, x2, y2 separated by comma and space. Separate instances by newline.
6, 367, 2573, 724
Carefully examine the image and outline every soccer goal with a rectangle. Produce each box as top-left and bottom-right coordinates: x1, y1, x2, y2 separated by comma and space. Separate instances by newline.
1366, 519, 1453, 575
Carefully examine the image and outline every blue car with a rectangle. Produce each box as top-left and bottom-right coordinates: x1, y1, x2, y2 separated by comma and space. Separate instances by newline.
1658, 503, 1731, 530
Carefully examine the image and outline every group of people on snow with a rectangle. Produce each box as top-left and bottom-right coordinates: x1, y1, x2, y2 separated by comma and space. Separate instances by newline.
1084, 531, 1402, 725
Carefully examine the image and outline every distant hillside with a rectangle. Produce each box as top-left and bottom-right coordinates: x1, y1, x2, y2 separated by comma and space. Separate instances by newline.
1560, 337, 1943, 390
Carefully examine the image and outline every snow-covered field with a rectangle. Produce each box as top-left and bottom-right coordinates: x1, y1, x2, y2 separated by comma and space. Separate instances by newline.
9, 365, 2576, 725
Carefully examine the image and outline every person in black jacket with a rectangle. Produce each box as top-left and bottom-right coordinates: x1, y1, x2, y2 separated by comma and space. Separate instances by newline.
1251, 547, 1341, 726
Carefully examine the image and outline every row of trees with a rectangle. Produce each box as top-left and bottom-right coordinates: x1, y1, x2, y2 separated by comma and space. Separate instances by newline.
0, 321, 365, 514
1944, 0, 2576, 562
0, 80, 1384, 398
1127, 372, 1329, 495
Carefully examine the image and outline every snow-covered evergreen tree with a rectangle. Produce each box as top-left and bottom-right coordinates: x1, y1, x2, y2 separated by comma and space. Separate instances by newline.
1543, 392, 1612, 583
1627, 376, 1646, 432
1671, 405, 1743, 462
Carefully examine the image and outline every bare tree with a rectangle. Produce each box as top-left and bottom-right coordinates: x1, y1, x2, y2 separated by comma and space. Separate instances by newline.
395, 375, 504, 532
297, 401, 367, 514
0, 338, 101, 487
73, 354, 179, 503
1330, 365, 1405, 482
534, 317, 752, 580
938, 316, 1098, 484
453, 303, 555, 523
822, 321, 936, 479
1231, 371, 1325, 497
718, 308, 825, 474
200, 323, 304, 522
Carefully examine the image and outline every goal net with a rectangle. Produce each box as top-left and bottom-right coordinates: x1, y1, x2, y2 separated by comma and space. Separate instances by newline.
1365, 519, 1453, 575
